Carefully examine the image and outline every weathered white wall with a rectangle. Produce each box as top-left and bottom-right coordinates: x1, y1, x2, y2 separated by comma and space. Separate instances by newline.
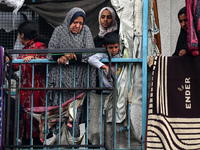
157, 0, 185, 56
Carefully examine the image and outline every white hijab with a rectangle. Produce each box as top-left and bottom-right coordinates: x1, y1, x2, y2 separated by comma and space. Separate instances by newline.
98, 7, 118, 38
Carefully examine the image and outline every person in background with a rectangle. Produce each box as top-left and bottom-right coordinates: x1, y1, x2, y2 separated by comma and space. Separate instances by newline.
172, 7, 188, 56
9, 20, 48, 145
93, 7, 119, 92
94, 7, 119, 48
88, 32, 121, 94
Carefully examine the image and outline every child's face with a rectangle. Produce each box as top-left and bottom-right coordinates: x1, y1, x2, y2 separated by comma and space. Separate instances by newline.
107, 43, 119, 56
19, 33, 25, 45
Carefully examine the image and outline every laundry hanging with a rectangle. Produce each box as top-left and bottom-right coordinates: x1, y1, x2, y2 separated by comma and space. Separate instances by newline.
109, 0, 160, 141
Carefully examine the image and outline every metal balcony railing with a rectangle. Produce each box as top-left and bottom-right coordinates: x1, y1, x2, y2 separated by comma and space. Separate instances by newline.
1, 43, 148, 149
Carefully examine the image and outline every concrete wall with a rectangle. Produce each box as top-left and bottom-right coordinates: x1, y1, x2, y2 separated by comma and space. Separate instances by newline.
157, 0, 185, 56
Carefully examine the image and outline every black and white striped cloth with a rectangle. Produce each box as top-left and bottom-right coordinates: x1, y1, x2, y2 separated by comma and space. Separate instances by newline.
146, 55, 200, 150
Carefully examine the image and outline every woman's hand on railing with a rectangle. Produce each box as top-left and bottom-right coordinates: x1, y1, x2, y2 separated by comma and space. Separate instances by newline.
58, 56, 69, 65
23, 56, 35, 63
58, 54, 77, 65
64, 53, 77, 61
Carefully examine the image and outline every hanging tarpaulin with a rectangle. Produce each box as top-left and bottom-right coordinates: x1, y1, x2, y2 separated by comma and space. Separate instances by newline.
0, 46, 4, 149
26, 0, 111, 37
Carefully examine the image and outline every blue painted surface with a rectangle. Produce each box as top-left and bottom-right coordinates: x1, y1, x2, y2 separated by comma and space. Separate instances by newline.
12, 58, 142, 64
17, 65, 21, 147
142, 0, 149, 150
44, 64, 49, 147
30, 64, 35, 145
73, 63, 77, 147
58, 65, 62, 146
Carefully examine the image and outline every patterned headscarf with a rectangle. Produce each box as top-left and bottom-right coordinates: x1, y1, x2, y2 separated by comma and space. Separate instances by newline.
98, 7, 118, 38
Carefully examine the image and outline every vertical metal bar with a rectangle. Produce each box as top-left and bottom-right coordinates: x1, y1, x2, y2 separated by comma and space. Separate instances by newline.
16, 65, 21, 148
3, 93, 5, 147
114, 63, 118, 149
14, 74, 19, 146
3, 65, 7, 146
100, 68, 104, 147
142, 0, 149, 149
0, 73, 3, 148
31, 10, 35, 22
4, 64, 7, 95
100, 69, 103, 146
111, 74, 115, 148
1, 49, 4, 148
58, 65, 62, 146
107, 49, 112, 82
113, 65, 117, 149
103, 110, 107, 147
115, 63, 118, 81
72, 64, 77, 147
128, 63, 131, 148
30, 64, 35, 146
86, 64, 90, 146
44, 64, 49, 147
6, 60, 12, 145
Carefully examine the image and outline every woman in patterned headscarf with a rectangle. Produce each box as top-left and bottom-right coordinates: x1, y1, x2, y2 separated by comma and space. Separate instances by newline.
48, 7, 95, 106
47, 7, 96, 140
94, 7, 119, 47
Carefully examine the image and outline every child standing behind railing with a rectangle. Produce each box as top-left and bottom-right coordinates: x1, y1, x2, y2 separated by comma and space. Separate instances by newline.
88, 32, 121, 94
6, 20, 49, 145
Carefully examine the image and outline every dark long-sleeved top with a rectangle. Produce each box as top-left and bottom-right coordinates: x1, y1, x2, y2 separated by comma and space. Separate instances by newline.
172, 28, 188, 56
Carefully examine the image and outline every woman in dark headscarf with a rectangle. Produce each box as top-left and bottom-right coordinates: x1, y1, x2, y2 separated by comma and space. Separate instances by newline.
47, 7, 96, 140
94, 7, 119, 48
47, 7, 96, 106
172, 7, 188, 56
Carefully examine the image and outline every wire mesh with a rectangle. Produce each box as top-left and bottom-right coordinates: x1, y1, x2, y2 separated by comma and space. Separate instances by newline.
0, 8, 54, 52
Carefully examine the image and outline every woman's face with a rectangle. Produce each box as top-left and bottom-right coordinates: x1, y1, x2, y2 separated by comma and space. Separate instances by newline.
179, 14, 187, 31
100, 9, 113, 28
70, 16, 84, 34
